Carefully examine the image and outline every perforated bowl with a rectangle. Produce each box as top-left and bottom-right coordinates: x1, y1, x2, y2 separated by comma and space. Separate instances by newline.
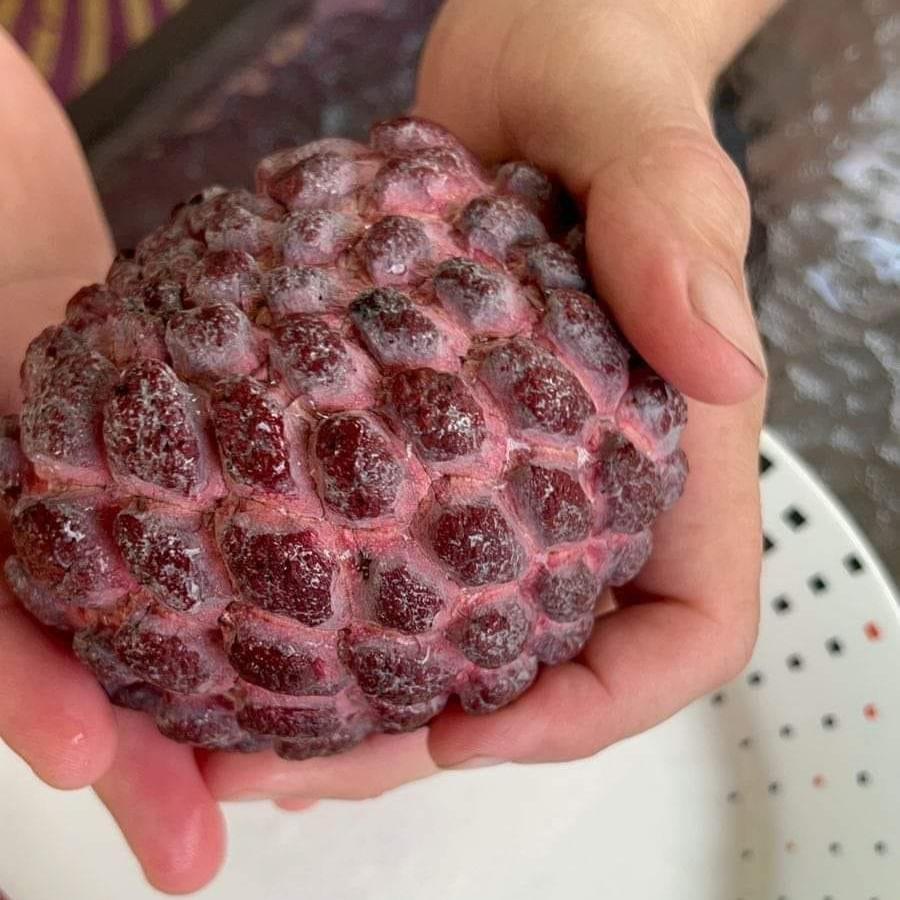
1, 429, 897, 900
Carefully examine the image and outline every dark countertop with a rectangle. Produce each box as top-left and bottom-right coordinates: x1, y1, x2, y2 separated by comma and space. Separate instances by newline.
81, 0, 900, 581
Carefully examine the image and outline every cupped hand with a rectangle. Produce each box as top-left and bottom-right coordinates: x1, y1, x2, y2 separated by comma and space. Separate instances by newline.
205, 0, 771, 803
2, 0, 776, 888
0, 29, 224, 895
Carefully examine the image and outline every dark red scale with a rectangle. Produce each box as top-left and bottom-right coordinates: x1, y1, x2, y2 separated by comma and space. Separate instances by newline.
450, 599, 531, 668
144, 244, 204, 285
532, 615, 594, 665
429, 501, 524, 586
275, 731, 362, 761
106, 252, 142, 296
369, 147, 476, 211
339, 631, 455, 704
73, 628, 141, 696
623, 373, 687, 441
135, 219, 203, 280
508, 464, 591, 546
191, 248, 257, 281
211, 377, 294, 493
0, 417, 26, 506
264, 265, 336, 316
156, 695, 252, 750
112, 683, 166, 714
22, 322, 114, 392
185, 249, 261, 310
271, 315, 349, 393
133, 279, 185, 318
220, 603, 338, 696
237, 703, 340, 739
230, 639, 328, 696
525, 243, 586, 291
112, 626, 210, 694
265, 151, 358, 210
481, 339, 595, 437
350, 288, 440, 366
659, 449, 689, 509
459, 655, 538, 714
188, 189, 281, 254
433, 258, 510, 327
220, 521, 334, 626
314, 414, 401, 520
78, 308, 168, 370
64, 284, 123, 329
369, 117, 464, 153
607, 531, 653, 586
12, 497, 114, 592
595, 436, 664, 534
165, 302, 257, 381
20, 337, 116, 470
103, 360, 203, 496
373, 696, 448, 733
383, 368, 486, 462
495, 161, 556, 216
358, 216, 430, 286
373, 565, 444, 633
544, 290, 630, 384
456, 195, 547, 260
135, 220, 197, 266
534, 563, 600, 622
280, 209, 359, 265
114, 509, 204, 612
21, 325, 87, 396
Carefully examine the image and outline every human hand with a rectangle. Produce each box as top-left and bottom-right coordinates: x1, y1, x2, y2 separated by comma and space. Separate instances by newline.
2, 0, 777, 884
0, 30, 224, 894
206, 0, 772, 802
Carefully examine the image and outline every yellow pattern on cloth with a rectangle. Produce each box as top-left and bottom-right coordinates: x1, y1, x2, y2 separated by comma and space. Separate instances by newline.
77, 0, 108, 90
29, 0, 65, 78
0, 1, 24, 29
121, 0, 152, 43
0, 0, 186, 99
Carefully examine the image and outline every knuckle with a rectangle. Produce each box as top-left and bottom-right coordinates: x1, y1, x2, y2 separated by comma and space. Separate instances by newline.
634, 123, 753, 254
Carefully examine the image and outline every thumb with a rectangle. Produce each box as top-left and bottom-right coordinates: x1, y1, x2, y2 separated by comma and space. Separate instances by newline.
415, 1, 766, 404
584, 124, 766, 404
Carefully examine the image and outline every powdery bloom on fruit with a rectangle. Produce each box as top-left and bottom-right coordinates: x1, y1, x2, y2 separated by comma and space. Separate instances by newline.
4, 117, 688, 758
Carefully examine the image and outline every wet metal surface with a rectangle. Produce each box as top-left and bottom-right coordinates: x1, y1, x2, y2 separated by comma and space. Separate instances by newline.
734, 0, 899, 576
88, 0, 900, 578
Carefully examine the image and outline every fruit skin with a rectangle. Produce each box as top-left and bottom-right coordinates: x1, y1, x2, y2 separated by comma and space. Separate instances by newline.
2, 117, 687, 760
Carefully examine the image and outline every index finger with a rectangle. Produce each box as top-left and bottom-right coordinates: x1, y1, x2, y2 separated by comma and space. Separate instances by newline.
0, 28, 112, 284
0, 29, 112, 411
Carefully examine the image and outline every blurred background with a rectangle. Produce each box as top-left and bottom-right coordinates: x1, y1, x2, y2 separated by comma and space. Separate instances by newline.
3, 0, 898, 580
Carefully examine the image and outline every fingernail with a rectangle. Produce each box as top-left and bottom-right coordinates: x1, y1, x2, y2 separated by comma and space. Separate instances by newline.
688, 264, 767, 379
446, 756, 504, 770
276, 797, 319, 812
